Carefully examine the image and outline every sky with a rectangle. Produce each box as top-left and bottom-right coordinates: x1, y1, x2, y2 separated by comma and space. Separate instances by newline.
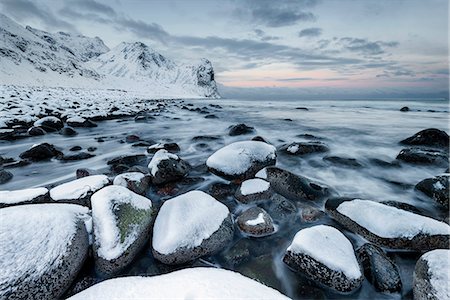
1, 0, 449, 99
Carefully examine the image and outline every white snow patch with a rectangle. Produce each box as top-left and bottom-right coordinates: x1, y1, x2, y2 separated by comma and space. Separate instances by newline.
0, 187, 48, 205
148, 149, 179, 176
68, 267, 290, 300
50, 175, 109, 201
287, 144, 299, 154
240, 178, 270, 196
66, 116, 86, 123
0, 204, 91, 293
337, 199, 450, 239
433, 181, 445, 190
33, 116, 60, 127
246, 213, 266, 226
113, 172, 145, 187
153, 191, 229, 255
206, 141, 276, 176
421, 249, 450, 300
287, 225, 361, 280
255, 168, 268, 179
91, 185, 152, 260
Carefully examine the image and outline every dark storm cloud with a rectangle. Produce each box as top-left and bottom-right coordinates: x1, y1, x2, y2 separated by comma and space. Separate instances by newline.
298, 27, 322, 38
1, 0, 77, 31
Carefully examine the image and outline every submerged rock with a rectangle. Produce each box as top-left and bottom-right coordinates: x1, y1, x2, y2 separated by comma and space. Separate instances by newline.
91, 186, 153, 275
280, 141, 329, 156
413, 249, 450, 300
325, 198, 450, 250
283, 225, 363, 293
415, 174, 449, 209
60, 152, 95, 161
396, 148, 448, 166
0, 169, 13, 184
28, 126, 46, 136
0, 187, 49, 208
400, 128, 449, 149
33, 116, 63, 132
228, 123, 255, 136
356, 243, 402, 292
19, 143, 63, 161
235, 178, 273, 203
323, 156, 363, 168
207, 141, 276, 181
152, 191, 233, 265
60, 126, 77, 137
256, 167, 328, 202
113, 172, 150, 195
0, 204, 90, 299
236, 207, 275, 237
50, 175, 110, 206
400, 106, 410, 112
148, 150, 190, 185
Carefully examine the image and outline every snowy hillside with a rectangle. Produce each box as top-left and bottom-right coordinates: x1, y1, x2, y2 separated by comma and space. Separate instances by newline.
0, 14, 219, 98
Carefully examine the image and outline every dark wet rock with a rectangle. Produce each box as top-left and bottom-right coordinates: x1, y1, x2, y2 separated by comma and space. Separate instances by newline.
356, 243, 402, 292
325, 197, 450, 251
64, 276, 99, 298
60, 152, 95, 161
19, 143, 63, 161
28, 126, 46, 136
134, 115, 155, 122
207, 141, 276, 181
280, 141, 329, 156
0, 156, 14, 165
2, 160, 31, 169
67, 118, 97, 128
127, 165, 149, 174
323, 156, 363, 168
70, 146, 82, 151
113, 172, 151, 195
107, 154, 147, 169
148, 150, 190, 185
152, 191, 234, 265
192, 135, 221, 142
147, 143, 180, 154
300, 206, 325, 222
132, 141, 152, 147
256, 167, 328, 202
76, 168, 96, 179
369, 158, 401, 168
96, 137, 105, 142
252, 136, 268, 143
125, 135, 140, 143
296, 133, 321, 140
265, 194, 297, 221
236, 207, 275, 237
0, 128, 15, 140
207, 182, 237, 200
400, 106, 410, 112
91, 186, 153, 276
205, 114, 218, 119
296, 107, 309, 110
413, 249, 449, 300
235, 178, 273, 204
220, 239, 251, 267
237, 254, 283, 291
0, 169, 13, 184
33, 116, 63, 132
400, 128, 449, 149
283, 225, 363, 294
396, 148, 448, 166
228, 123, 255, 136
60, 127, 78, 137
87, 147, 97, 152
415, 175, 449, 209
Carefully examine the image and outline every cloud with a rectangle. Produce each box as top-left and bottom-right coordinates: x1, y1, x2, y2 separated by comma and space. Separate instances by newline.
1, 0, 77, 32
298, 27, 322, 38
253, 29, 280, 41
339, 37, 399, 56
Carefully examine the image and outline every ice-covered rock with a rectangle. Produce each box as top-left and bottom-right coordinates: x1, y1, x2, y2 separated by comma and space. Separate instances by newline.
152, 191, 233, 264
148, 149, 190, 185
50, 175, 110, 206
207, 141, 276, 181
91, 185, 153, 275
68, 267, 290, 299
113, 172, 150, 195
33, 116, 64, 132
256, 167, 328, 202
283, 225, 363, 293
400, 128, 449, 149
19, 142, 63, 161
413, 249, 450, 300
326, 198, 450, 250
0, 187, 49, 208
0, 204, 91, 299
415, 174, 449, 209
236, 207, 275, 237
235, 178, 272, 203
356, 243, 402, 292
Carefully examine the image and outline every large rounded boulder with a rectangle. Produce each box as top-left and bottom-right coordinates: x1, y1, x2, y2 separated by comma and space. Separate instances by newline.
400, 128, 449, 149
0, 187, 49, 208
415, 174, 449, 209
148, 149, 190, 185
152, 191, 233, 265
0, 204, 91, 299
33, 116, 64, 132
206, 141, 276, 181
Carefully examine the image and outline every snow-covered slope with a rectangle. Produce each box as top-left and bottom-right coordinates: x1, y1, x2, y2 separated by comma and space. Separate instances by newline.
0, 14, 219, 98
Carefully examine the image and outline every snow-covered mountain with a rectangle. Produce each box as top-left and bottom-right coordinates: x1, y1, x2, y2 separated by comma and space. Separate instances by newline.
0, 14, 219, 98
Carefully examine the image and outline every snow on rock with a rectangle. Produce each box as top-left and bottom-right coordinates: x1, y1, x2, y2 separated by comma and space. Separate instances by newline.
415, 174, 449, 209
0, 204, 91, 299
283, 225, 363, 293
236, 207, 275, 237
50, 174, 110, 206
0, 187, 49, 208
235, 178, 273, 204
91, 185, 153, 275
206, 141, 276, 181
113, 172, 150, 195
152, 190, 233, 264
147, 149, 190, 185
414, 249, 450, 300
326, 198, 450, 250
68, 267, 290, 299
33, 116, 63, 131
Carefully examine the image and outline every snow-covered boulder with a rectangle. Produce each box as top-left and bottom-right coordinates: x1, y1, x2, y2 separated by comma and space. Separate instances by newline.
148, 149, 190, 185
113, 172, 150, 195
66, 117, 97, 128
356, 243, 402, 292
236, 207, 275, 237
0, 204, 91, 299
235, 178, 273, 203
414, 249, 450, 300
206, 141, 276, 181
283, 225, 363, 293
33, 116, 63, 132
91, 185, 153, 275
68, 267, 290, 299
152, 191, 233, 264
50, 175, 110, 206
326, 198, 450, 250
256, 167, 328, 202
415, 174, 449, 209
0, 187, 49, 208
